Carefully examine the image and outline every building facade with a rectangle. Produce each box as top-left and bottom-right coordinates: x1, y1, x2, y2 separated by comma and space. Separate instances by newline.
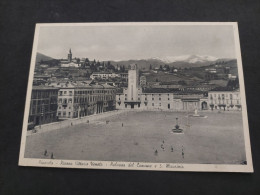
116, 65, 209, 111
28, 86, 59, 128
56, 82, 117, 119
90, 72, 120, 80
208, 90, 241, 111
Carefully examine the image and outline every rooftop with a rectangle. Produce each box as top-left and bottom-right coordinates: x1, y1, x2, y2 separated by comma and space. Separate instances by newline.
32, 86, 59, 90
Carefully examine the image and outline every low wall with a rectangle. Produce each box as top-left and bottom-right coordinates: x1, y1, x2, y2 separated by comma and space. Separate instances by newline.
28, 110, 129, 136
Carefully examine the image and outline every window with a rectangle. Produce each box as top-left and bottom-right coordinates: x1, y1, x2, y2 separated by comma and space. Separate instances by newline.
159, 103, 161, 106
64, 91, 67, 94
159, 98, 161, 101
152, 103, 154, 106
59, 91, 62, 96
152, 98, 154, 101
58, 112, 61, 116
68, 112, 71, 116
63, 111, 66, 116
125, 104, 127, 108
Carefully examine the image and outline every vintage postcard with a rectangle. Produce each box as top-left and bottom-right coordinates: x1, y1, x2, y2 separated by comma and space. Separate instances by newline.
19, 22, 253, 172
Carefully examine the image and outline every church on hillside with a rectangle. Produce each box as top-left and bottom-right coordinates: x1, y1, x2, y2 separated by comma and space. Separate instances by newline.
60, 49, 80, 68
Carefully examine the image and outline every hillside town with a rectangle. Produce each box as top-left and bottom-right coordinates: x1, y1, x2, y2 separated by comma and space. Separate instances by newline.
28, 49, 241, 129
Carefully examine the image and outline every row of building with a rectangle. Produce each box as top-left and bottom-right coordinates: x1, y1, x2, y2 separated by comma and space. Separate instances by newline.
116, 64, 241, 111
28, 82, 117, 128
28, 63, 242, 129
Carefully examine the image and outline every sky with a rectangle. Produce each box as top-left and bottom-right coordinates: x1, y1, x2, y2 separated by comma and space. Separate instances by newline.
37, 24, 236, 61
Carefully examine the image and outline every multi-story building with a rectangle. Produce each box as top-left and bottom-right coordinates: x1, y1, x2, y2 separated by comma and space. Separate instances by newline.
119, 73, 128, 81
56, 82, 116, 119
116, 64, 209, 111
28, 86, 59, 129
208, 89, 241, 111
90, 72, 120, 80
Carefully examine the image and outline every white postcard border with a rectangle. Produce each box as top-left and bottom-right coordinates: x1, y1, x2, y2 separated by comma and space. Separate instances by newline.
18, 22, 253, 172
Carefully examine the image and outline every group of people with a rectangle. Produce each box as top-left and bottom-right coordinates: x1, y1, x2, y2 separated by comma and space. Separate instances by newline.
44, 149, 54, 159
154, 140, 185, 159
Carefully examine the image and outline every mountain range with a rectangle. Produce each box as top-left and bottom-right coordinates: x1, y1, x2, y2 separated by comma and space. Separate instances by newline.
110, 55, 234, 70
150, 55, 218, 64
36, 52, 235, 69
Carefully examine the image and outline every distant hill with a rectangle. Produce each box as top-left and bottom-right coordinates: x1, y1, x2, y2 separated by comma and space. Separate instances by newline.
36, 52, 54, 64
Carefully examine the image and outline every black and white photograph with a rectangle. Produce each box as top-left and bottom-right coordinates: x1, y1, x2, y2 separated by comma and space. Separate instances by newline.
18, 22, 253, 172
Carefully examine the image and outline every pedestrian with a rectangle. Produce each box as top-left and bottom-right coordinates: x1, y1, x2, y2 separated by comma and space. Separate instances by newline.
44, 149, 47, 156
71, 122, 73, 126
163, 140, 164, 144
51, 153, 54, 159
155, 149, 158, 156
122, 123, 123, 127
171, 146, 173, 152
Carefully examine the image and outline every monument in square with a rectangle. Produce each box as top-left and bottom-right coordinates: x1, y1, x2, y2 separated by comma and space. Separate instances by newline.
172, 117, 183, 133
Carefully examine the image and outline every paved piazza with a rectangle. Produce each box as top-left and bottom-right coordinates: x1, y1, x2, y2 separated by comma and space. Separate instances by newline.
24, 110, 246, 164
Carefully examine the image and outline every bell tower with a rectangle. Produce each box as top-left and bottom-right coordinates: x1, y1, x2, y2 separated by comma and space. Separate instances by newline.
127, 64, 139, 101
68, 48, 72, 62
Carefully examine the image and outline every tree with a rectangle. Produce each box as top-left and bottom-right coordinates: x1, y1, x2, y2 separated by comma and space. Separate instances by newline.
76, 58, 80, 66
122, 65, 125, 72
149, 64, 152, 70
